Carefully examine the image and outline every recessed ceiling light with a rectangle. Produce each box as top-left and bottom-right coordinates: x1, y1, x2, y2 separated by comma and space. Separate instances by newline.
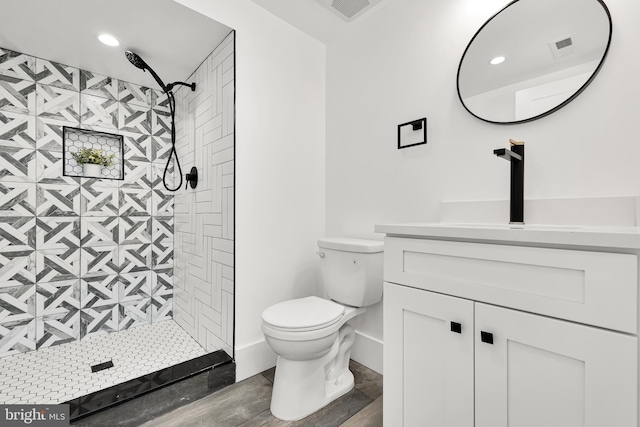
98, 34, 119, 47
490, 56, 506, 65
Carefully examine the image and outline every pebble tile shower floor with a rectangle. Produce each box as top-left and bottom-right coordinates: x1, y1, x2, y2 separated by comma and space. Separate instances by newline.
0, 320, 206, 404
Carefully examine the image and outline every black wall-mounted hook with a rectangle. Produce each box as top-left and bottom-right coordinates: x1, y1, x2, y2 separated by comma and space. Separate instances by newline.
185, 167, 198, 190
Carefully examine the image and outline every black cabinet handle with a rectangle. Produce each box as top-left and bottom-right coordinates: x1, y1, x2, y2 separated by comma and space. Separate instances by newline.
450, 322, 462, 334
481, 331, 494, 344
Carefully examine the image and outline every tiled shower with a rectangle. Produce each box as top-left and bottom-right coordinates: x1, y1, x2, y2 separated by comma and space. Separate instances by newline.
0, 46, 175, 355
0, 27, 235, 411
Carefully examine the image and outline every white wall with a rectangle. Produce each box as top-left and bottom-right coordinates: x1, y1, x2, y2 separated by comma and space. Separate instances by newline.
175, 0, 326, 380
326, 0, 640, 367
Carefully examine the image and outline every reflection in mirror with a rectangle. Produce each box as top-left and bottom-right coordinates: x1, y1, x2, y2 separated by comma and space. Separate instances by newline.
457, 0, 612, 124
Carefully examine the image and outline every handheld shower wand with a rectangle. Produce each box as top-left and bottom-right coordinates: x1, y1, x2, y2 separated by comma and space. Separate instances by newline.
125, 51, 167, 90
125, 51, 196, 192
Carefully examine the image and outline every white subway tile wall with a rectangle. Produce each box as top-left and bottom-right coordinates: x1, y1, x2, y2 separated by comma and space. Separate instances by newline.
172, 32, 234, 357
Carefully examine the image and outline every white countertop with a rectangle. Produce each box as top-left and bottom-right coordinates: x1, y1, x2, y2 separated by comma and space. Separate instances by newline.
374, 223, 640, 249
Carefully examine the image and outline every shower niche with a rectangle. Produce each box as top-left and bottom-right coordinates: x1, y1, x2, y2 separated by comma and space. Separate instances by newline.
62, 127, 125, 180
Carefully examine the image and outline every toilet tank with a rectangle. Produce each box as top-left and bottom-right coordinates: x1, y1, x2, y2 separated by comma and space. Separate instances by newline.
317, 237, 384, 307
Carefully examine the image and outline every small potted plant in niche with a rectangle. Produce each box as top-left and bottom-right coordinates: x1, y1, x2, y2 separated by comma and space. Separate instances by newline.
71, 147, 116, 178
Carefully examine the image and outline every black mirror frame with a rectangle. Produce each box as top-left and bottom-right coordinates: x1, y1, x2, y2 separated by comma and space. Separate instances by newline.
456, 0, 613, 125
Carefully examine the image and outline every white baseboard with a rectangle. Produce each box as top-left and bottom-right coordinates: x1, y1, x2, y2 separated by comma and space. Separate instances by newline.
235, 331, 383, 382
350, 330, 383, 375
235, 339, 277, 382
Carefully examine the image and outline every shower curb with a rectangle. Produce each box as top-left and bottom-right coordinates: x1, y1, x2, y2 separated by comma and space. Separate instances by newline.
66, 350, 233, 422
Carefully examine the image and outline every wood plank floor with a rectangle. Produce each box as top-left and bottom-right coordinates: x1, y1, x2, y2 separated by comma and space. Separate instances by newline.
141, 360, 383, 427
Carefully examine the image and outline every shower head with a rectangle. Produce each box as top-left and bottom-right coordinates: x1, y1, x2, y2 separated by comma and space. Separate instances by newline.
125, 51, 147, 70
124, 51, 167, 92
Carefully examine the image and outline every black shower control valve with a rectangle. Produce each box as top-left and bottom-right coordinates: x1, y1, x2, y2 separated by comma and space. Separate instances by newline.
450, 322, 462, 334
481, 331, 494, 344
185, 166, 198, 190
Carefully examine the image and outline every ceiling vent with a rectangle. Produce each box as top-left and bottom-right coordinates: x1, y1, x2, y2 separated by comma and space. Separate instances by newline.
316, 0, 385, 22
549, 35, 576, 59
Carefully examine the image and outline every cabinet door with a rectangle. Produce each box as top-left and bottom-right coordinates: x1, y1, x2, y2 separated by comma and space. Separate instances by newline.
384, 283, 474, 427
475, 303, 638, 427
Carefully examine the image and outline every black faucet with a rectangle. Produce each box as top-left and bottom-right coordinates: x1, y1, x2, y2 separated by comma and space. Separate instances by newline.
493, 139, 524, 224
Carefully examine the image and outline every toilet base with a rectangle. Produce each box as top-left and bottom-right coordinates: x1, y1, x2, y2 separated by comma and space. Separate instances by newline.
271, 361, 355, 421
325, 368, 355, 402
270, 325, 356, 421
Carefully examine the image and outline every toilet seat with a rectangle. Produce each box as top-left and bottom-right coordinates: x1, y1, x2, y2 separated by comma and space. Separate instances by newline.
262, 299, 365, 342
262, 296, 345, 332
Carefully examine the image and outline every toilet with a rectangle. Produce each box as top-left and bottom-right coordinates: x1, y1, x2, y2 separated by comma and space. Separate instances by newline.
262, 237, 384, 421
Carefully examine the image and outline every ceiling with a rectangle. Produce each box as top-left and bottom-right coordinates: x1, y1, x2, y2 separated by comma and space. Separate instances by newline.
247, 0, 349, 43
0, 0, 232, 89
248, 0, 393, 44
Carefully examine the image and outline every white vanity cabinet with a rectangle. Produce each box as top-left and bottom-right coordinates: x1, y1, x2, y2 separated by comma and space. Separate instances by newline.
384, 284, 474, 426
378, 226, 640, 427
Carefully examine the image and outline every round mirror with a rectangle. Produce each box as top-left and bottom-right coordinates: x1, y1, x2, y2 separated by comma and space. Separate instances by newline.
457, 0, 612, 124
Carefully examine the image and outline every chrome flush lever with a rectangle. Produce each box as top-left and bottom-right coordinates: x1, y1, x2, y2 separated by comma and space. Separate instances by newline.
316, 252, 325, 258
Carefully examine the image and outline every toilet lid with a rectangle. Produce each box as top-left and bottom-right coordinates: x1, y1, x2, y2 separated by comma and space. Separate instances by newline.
262, 296, 345, 331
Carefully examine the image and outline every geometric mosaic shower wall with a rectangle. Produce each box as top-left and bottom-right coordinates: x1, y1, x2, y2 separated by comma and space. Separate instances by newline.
0, 46, 176, 357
